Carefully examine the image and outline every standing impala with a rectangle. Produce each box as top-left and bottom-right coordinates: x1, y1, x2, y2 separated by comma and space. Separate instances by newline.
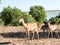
19, 18, 39, 39
48, 22, 59, 38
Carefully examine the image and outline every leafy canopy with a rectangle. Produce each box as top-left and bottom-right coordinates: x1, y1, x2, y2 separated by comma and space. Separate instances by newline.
1, 6, 13, 25
49, 13, 60, 24
22, 12, 36, 23
29, 6, 46, 23
0, 6, 36, 26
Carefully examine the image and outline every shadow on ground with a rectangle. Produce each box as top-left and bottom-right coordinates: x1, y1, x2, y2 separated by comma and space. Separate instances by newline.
0, 32, 60, 39
0, 32, 26, 38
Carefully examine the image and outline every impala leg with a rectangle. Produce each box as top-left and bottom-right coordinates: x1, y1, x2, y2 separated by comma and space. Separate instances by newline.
57, 32, 59, 38
48, 29, 50, 38
25, 32, 27, 42
51, 32, 53, 38
26, 31, 29, 40
48, 32, 50, 38
32, 31, 34, 40
37, 32, 39, 39
28, 31, 30, 40
45, 30, 47, 38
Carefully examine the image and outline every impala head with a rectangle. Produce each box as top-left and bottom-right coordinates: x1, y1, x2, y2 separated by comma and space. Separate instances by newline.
19, 18, 24, 23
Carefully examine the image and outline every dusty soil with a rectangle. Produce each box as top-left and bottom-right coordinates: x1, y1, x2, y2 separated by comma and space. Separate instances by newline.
0, 37, 60, 45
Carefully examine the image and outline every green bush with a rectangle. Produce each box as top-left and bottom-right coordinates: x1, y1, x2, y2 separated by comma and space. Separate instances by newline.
29, 6, 46, 23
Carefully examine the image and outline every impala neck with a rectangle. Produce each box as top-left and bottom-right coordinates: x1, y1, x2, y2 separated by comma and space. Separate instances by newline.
21, 20, 27, 28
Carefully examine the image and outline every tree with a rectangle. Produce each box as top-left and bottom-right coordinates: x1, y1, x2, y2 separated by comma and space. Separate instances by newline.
11, 7, 23, 26
29, 6, 46, 23
1, 6, 13, 25
55, 13, 60, 24
1, 6, 36, 26
56, 13, 60, 18
1, 6, 23, 26
0, 13, 4, 25
49, 17, 56, 24
49, 17, 60, 24
12, 8, 36, 26
22, 12, 36, 23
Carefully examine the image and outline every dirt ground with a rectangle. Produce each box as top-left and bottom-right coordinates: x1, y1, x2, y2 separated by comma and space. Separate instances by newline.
0, 37, 60, 45
0, 32, 60, 45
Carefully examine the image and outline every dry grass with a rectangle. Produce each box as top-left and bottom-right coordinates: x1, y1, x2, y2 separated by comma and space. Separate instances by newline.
0, 26, 26, 33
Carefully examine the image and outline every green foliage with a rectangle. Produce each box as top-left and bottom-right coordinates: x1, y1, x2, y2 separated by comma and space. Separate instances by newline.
56, 13, 60, 18
55, 18, 60, 24
55, 13, 60, 24
29, 6, 46, 23
0, 14, 4, 25
49, 17, 60, 24
1, 6, 13, 25
0, 6, 36, 26
49, 17, 56, 23
0, 5, 47, 26
11, 7, 23, 26
1, 6, 23, 26
22, 12, 36, 23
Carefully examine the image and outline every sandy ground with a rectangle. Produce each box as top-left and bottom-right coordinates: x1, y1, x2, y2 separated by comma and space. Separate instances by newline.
0, 37, 60, 45
0, 32, 60, 45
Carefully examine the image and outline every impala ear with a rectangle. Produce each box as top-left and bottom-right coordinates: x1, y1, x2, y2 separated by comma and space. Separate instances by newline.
21, 16, 24, 18
21, 16, 25, 19
19, 16, 24, 19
